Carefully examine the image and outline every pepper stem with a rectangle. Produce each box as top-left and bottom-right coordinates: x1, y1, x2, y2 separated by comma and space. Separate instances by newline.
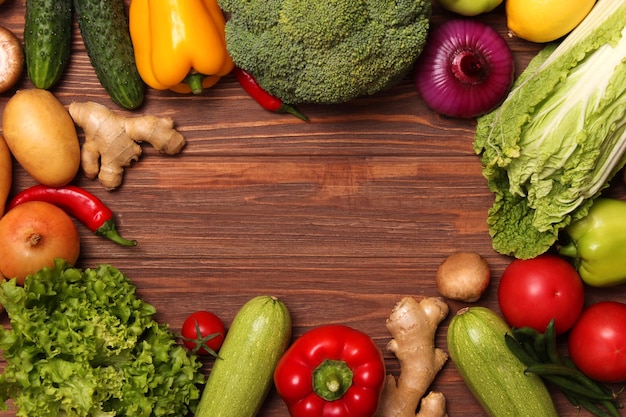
279, 103, 309, 121
96, 219, 138, 246
558, 241, 579, 259
312, 359, 353, 401
184, 73, 205, 95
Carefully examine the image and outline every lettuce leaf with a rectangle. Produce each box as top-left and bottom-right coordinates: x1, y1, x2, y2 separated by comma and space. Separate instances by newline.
0, 259, 204, 417
473, 0, 626, 259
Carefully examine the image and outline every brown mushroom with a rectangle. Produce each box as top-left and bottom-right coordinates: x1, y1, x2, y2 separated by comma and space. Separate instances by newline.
0, 25, 24, 93
436, 251, 491, 302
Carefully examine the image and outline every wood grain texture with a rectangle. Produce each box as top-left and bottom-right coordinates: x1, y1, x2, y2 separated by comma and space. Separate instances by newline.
1, 1, 625, 416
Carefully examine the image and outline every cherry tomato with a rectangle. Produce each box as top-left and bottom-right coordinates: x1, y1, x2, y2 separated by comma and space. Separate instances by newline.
497, 254, 585, 335
568, 301, 626, 383
181, 311, 225, 356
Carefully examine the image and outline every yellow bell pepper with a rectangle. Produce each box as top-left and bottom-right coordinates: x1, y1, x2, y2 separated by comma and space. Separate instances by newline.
129, 0, 234, 94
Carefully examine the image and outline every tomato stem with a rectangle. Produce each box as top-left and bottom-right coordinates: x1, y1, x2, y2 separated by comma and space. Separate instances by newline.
180, 319, 223, 358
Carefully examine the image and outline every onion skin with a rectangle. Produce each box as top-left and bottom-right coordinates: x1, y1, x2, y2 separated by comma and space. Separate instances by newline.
414, 19, 514, 118
0, 201, 80, 285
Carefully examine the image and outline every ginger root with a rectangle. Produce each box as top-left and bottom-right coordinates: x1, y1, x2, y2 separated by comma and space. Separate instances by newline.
69, 101, 185, 190
375, 296, 449, 417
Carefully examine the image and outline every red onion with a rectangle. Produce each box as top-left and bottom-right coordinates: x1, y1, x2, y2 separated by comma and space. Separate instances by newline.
414, 19, 514, 119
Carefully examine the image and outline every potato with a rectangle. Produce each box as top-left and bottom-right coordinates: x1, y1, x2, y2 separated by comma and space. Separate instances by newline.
0, 134, 12, 216
2, 89, 80, 186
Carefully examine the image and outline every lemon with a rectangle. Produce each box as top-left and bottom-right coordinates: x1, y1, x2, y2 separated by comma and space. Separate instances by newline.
506, 0, 596, 43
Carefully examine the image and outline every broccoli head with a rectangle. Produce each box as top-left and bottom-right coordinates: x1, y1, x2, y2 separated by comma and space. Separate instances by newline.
219, 0, 432, 104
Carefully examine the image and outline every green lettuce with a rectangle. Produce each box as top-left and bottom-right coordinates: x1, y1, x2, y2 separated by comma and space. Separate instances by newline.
0, 259, 204, 417
474, 0, 626, 259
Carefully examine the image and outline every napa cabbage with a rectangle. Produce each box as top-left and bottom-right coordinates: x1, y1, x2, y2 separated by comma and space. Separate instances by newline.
473, 0, 626, 259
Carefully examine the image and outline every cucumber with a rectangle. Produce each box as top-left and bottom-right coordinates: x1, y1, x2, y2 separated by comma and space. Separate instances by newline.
24, 0, 72, 89
73, 0, 144, 109
195, 295, 292, 417
447, 307, 558, 417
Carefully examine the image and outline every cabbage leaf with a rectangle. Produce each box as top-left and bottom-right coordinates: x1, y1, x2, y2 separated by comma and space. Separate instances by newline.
0, 259, 204, 417
473, 0, 626, 259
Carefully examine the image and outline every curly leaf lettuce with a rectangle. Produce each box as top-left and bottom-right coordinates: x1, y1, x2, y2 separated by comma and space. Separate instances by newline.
0, 259, 204, 417
474, 0, 626, 259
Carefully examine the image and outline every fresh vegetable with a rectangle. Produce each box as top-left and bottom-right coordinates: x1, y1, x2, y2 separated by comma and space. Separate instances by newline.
7, 184, 137, 246
498, 254, 585, 335
73, 0, 145, 109
181, 310, 225, 356
233, 67, 308, 121
274, 324, 385, 417
0, 201, 80, 285
414, 19, 514, 118
2, 89, 80, 187
0, 259, 204, 416
218, 0, 431, 104
569, 301, 626, 384
195, 295, 292, 417
506, 0, 596, 43
0, 135, 11, 216
23, 0, 72, 89
375, 297, 449, 417
68, 101, 185, 190
506, 320, 622, 417
129, 0, 233, 94
0, 26, 23, 93
559, 198, 626, 287
447, 306, 558, 417
435, 252, 491, 302
436, 0, 502, 16
473, 1, 626, 259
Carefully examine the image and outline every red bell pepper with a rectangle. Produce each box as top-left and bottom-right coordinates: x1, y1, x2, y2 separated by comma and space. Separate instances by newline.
273, 324, 385, 417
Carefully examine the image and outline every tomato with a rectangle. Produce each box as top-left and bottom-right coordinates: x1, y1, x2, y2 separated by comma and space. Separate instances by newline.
497, 254, 585, 335
568, 301, 626, 383
0, 201, 80, 285
181, 310, 225, 356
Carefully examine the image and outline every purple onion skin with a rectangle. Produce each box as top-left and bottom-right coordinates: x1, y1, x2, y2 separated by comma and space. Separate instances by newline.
414, 19, 514, 119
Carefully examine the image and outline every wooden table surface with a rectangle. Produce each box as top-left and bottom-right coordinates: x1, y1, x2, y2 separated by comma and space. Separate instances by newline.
2, 1, 625, 416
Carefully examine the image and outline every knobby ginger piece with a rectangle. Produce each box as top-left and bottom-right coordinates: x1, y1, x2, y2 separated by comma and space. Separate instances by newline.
69, 101, 185, 190
375, 296, 449, 417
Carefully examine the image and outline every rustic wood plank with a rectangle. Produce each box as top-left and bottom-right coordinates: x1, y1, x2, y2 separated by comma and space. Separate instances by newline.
1, 1, 625, 416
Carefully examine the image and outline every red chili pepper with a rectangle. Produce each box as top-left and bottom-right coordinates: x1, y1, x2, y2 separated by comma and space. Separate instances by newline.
7, 185, 137, 246
273, 324, 385, 417
233, 67, 309, 121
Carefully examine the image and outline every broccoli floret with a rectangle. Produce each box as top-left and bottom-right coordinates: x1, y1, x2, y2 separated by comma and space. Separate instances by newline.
219, 0, 431, 104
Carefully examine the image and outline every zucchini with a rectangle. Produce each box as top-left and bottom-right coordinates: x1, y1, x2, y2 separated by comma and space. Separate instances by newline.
73, 0, 144, 109
195, 295, 292, 417
447, 307, 558, 417
24, 0, 72, 89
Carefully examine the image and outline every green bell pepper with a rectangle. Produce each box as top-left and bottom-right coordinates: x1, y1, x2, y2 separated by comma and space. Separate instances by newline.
559, 198, 626, 287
